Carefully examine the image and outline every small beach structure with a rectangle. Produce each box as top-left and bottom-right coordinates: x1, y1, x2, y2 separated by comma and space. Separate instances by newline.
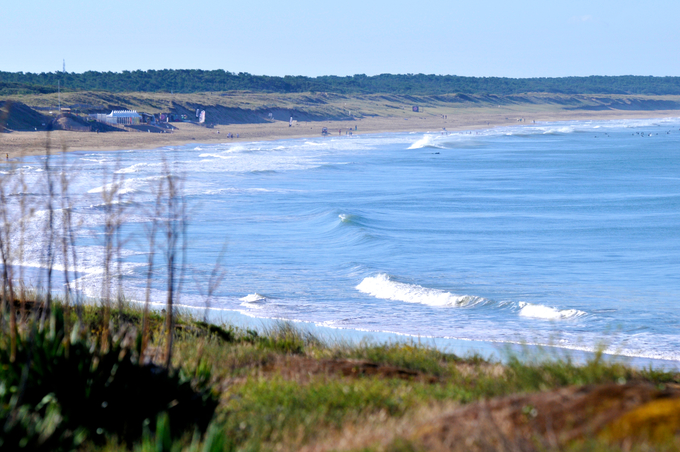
94, 110, 142, 125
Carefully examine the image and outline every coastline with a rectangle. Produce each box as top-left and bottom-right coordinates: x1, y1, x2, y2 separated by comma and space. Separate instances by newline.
4, 109, 680, 370
15, 263, 680, 369
193, 303, 680, 371
3, 108, 679, 159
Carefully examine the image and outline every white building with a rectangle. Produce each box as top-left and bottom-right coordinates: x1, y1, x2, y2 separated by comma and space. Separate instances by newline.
94, 110, 142, 125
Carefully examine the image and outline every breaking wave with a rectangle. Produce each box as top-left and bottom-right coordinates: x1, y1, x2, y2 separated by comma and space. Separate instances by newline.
356, 274, 485, 307
240, 293, 267, 303
408, 135, 441, 149
115, 163, 148, 174
518, 302, 586, 320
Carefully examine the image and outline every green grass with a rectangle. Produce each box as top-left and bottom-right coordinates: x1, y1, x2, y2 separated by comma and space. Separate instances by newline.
0, 298, 678, 451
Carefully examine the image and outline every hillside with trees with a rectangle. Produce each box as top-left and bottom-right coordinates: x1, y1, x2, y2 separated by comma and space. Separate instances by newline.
2, 70, 680, 95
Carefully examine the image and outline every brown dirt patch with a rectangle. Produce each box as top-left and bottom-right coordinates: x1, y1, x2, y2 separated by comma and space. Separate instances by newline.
412, 382, 680, 451
54, 115, 91, 132
261, 356, 440, 383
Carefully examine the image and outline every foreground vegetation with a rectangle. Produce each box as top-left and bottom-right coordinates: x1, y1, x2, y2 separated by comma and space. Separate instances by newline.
0, 297, 676, 451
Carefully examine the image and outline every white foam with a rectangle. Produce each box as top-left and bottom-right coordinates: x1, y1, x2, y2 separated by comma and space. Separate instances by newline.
518, 302, 586, 320
115, 163, 148, 174
203, 187, 287, 196
87, 182, 123, 194
199, 153, 232, 160
87, 175, 167, 195
407, 134, 439, 150
356, 274, 484, 307
240, 293, 267, 303
89, 199, 132, 209
540, 126, 575, 134
87, 183, 138, 195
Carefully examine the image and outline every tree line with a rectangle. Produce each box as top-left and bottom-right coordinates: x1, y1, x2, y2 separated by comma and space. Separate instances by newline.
2, 70, 680, 95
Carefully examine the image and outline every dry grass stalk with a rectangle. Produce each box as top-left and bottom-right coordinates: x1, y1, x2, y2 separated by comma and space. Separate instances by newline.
197, 242, 227, 324
17, 151, 31, 322
0, 131, 204, 381
0, 168, 17, 361
98, 162, 126, 349
59, 149, 83, 326
140, 173, 164, 360
160, 159, 188, 369
39, 137, 55, 328
58, 147, 76, 329
0, 104, 22, 360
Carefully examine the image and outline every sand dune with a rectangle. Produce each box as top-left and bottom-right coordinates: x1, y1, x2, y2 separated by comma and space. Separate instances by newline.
2, 108, 679, 159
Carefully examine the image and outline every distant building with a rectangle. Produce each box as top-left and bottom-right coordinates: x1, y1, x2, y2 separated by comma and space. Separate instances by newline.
93, 110, 142, 125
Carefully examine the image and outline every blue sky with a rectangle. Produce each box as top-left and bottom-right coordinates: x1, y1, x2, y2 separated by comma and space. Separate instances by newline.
5, 0, 679, 77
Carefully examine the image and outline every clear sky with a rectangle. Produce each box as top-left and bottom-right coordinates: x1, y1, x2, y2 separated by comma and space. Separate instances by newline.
4, 0, 679, 78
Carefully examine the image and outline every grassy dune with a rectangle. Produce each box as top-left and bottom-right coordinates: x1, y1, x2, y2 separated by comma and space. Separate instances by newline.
4, 90, 680, 159
4, 91, 680, 124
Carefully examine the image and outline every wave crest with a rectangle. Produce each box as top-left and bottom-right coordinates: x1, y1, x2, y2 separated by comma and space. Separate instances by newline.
408, 135, 441, 150
356, 274, 485, 307
518, 302, 585, 320
240, 293, 267, 303
115, 163, 148, 174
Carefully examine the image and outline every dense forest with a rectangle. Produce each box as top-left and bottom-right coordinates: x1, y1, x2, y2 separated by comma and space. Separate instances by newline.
2, 70, 680, 95
0, 81, 60, 95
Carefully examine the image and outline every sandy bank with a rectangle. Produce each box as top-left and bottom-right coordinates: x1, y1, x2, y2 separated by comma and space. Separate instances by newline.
2, 109, 679, 159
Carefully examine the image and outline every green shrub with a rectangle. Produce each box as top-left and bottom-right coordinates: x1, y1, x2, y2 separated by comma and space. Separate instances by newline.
0, 393, 85, 451
0, 307, 219, 445
134, 414, 233, 452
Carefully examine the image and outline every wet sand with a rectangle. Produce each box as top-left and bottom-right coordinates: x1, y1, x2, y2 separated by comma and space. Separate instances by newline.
2, 109, 679, 159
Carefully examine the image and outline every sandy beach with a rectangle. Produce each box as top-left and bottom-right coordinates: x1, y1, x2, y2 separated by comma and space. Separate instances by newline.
2, 108, 679, 159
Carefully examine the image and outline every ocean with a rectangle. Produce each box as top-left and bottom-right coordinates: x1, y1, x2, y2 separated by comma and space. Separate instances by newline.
5, 117, 680, 364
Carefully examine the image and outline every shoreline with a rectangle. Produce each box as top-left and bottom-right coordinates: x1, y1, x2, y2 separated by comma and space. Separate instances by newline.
121, 296, 680, 370
2, 109, 679, 159
11, 264, 679, 370
4, 110, 680, 370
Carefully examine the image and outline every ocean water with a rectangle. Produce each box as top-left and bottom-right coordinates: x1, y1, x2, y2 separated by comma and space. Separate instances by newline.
5, 117, 680, 363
